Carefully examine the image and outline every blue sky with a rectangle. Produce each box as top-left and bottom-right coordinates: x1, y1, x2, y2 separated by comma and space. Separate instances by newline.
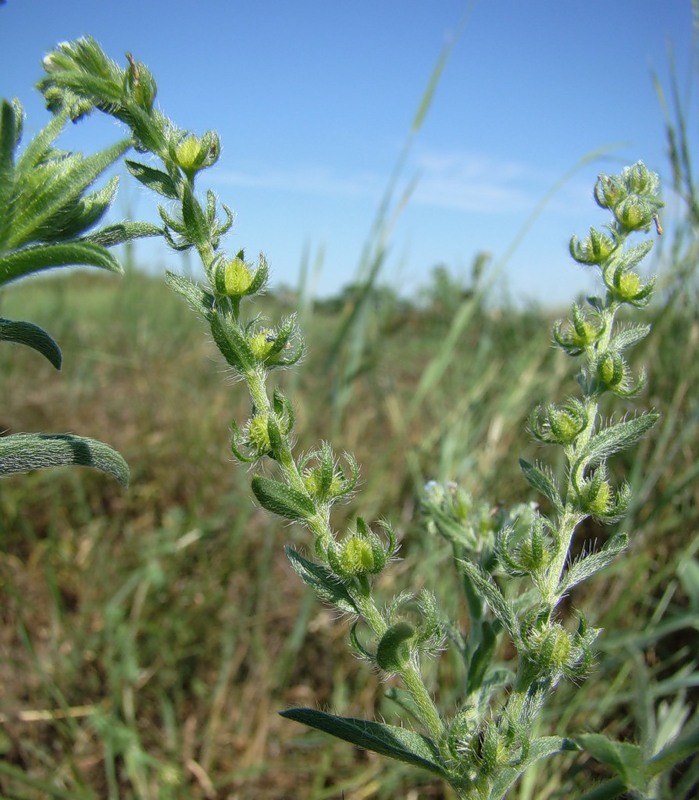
0, 1, 694, 304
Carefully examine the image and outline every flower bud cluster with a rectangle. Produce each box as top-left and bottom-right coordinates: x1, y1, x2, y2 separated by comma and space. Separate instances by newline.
421, 480, 497, 559
593, 162, 663, 233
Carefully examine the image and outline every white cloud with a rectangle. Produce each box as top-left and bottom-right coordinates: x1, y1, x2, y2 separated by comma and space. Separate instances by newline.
210, 148, 602, 221
409, 148, 551, 213
211, 163, 381, 199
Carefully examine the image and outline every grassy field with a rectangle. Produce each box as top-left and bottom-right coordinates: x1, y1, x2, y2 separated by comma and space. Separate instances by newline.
0, 244, 697, 799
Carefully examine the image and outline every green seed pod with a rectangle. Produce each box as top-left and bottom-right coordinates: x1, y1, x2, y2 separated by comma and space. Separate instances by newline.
375, 621, 414, 672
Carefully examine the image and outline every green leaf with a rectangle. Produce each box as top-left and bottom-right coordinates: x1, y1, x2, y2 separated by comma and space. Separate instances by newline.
0, 100, 18, 224
13, 106, 67, 174
180, 183, 209, 249
209, 310, 257, 373
164, 270, 214, 318
612, 239, 654, 272
575, 733, 648, 792
251, 475, 315, 521
519, 459, 563, 511
33, 175, 119, 242
0, 241, 121, 286
285, 546, 358, 614
0, 318, 62, 369
0, 433, 129, 486
85, 220, 162, 248
459, 559, 518, 637
279, 708, 448, 778
9, 138, 130, 249
579, 413, 659, 466
125, 160, 179, 199
613, 323, 651, 352
562, 533, 628, 593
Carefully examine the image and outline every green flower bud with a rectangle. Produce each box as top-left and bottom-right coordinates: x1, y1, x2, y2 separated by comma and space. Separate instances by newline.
211, 254, 252, 298
595, 352, 626, 392
586, 479, 612, 517
622, 161, 658, 196
174, 131, 220, 179
530, 400, 587, 445
448, 707, 479, 759
328, 531, 387, 578
375, 621, 414, 672
303, 468, 344, 500
522, 621, 573, 678
606, 266, 655, 307
569, 227, 617, 265
247, 414, 272, 455
613, 196, 654, 232
552, 305, 604, 354
594, 174, 627, 209
249, 329, 276, 360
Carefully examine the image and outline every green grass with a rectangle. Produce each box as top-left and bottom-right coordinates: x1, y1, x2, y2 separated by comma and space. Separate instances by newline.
0, 260, 697, 799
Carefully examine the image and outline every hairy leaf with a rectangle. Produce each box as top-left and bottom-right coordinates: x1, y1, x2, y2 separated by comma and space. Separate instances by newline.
279, 708, 447, 778
85, 220, 162, 248
579, 413, 659, 466
164, 270, 214, 318
0, 241, 121, 286
285, 546, 358, 614
0, 318, 62, 369
251, 475, 315, 521
125, 160, 178, 199
575, 733, 647, 793
562, 533, 628, 593
0, 433, 129, 486
519, 459, 563, 510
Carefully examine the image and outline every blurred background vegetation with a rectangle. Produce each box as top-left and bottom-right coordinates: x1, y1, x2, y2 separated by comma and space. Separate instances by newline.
1, 44, 699, 800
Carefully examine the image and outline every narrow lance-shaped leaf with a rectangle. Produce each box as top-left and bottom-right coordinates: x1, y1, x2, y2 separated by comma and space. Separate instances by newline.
251, 475, 315, 521
519, 458, 563, 511
279, 708, 448, 778
9, 139, 131, 249
125, 159, 179, 199
209, 311, 257, 373
285, 546, 358, 614
0, 241, 122, 286
561, 533, 628, 593
164, 270, 214, 318
0, 100, 18, 232
0, 318, 62, 369
459, 559, 518, 638
85, 220, 162, 248
578, 413, 659, 466
0, 433, 129, 486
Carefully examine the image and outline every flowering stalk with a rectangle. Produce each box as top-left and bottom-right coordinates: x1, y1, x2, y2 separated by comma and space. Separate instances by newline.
37, 39, 665, 798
